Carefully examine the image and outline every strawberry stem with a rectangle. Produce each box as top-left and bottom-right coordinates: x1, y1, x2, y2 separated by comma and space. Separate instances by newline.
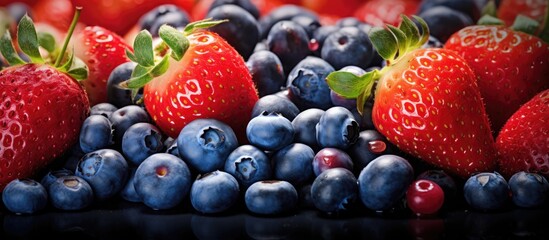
54, 6, 82, 67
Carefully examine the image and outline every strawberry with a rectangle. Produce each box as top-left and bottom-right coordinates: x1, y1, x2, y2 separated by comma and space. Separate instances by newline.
353, 0, 420, 27
72, 0, 195, 36
120, 19, 259, 141
327, 15, 497, 179
497, 0, 547, 28
301, 0, 363, 18
73, 25, 132, 106
496, 89, 549, 179
32, 0, 74, 32
0, 8, 89, 191
444, 18, 549, 135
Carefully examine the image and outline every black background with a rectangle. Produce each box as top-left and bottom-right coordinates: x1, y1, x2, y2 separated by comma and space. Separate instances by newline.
2, 198, 549, 240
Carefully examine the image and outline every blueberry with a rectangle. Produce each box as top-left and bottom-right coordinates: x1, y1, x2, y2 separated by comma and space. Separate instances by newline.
208, 0, 260, 19
358, 155, 414, 211
120, 167, 141, 203
40, 168, 74, 190
245, 180, 298, 215
258, 4, 318, 40
298, 183, 314, 209
348, 130, 395, 173
224, 145, 272, 189
287, 56, 335, 110
79, 115, 114, 154
316, 106, 359, 150
48, 175, 94, 211
165, 141, 180, 158
247, 51, 286, 97
335, 17, 363, 27
62, 143, 86, 172
134, 153, 192, 210
312, 147, 354, 176
207, 4, 259, 60
251, 94, 300, 121
417, 0, 481, 22
190, 170, 240, 214
291, 15, 321, 39
76, 149, 129, 202
311, 25, 339, 56
272, 143, 315, 186
2, 179, 47, 214
291, 108, 325, 149
177, 118, 239, 173
246, 112, 294, 151
267, 20, 311, 76
90, 102, 118, 118
418, 6, 473, 43
422, 35, 444, 48
463, 172, 509, 211
310, 168, 358, 214
321, 26, 374, 70
139, 4, 190, 37
122, 122, 165, 166
109, 105, 150, 144
106, 62, 140, 108
508, 171, 549, 208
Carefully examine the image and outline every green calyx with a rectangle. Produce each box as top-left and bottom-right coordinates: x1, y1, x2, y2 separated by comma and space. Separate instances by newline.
119, 18, 227, 98
326, 15, 429, 115
0, 7, 88, 80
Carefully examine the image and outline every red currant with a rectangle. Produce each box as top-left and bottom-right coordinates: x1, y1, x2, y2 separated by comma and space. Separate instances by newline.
406, 179, 444, 216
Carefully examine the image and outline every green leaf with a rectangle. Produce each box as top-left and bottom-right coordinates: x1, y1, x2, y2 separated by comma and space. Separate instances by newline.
326, 71, 376, 99
159, 24, 189, 61
67, 57, 88, 80
132, 64, 149, 78
540, 0, 549, 43
478, 15, 505, 25
412, 15, 430, 46
150, 54, 170, 76
481, 0, 498, 18
399, 16, 420, 49
37, 32, 56, 53
387, 25, 407, 60
58, 50, 74, 72
0, 31, 26, 65
126, 48, 138, 63
133, 30, 155, 67
369, 26, 398, 61
511, 15, 540, 35
122, 55, 170, 89
184, 18, 228, 34
17, 14, 43, 63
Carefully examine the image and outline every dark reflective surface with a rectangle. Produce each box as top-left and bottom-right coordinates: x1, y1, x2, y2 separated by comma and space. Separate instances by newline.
2, 200, 549, 239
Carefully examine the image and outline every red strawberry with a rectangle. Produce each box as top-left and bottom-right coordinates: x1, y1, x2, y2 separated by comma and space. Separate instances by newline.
32, 0, 74, 31
444, 23, 549, 135
0, 9, 89, 191
497, 0, 547, 28
121, 20, 259, 141
73, 26, 132, 106
496, 89, 549, 179
72, 0, 194, 36
301, 0, 363, 18
353, 0, 420, 27
327, 16, 497, 179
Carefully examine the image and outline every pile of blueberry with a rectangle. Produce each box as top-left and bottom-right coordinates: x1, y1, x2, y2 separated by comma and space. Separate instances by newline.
2, 0, 549, 217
